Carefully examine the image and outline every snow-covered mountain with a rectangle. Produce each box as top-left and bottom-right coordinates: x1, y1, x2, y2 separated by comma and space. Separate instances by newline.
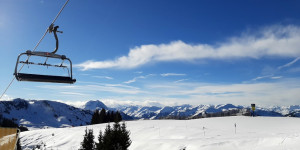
80, 100, 108, 111
1, 98, 300, 129
0, 98, 92, 129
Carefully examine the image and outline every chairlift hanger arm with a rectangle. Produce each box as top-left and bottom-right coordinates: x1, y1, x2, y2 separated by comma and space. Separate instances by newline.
48, 24, 63, 54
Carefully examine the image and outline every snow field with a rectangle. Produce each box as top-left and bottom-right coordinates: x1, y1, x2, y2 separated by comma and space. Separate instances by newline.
20, 116, 300, 150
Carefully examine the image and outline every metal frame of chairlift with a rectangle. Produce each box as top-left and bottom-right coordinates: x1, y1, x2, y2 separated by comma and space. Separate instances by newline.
14, 24, 76, 84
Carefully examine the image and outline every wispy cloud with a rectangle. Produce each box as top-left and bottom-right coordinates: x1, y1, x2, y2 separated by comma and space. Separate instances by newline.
144, 78, 300, 106
252, 75, 273, 81
36, 78, 300, 106
278, 57, 300, 70
124, 76, 146, 84
134, 71, 143, 74
174, 79, 188, 83
252, 75, 282, 81
92, 76, 114, 80
271, 76, 282, 79
124, 74, 155, 84
38, 83, 143, 95
60, 92, 88, 96
161, 73, 186, 77
75, 25, 300, 70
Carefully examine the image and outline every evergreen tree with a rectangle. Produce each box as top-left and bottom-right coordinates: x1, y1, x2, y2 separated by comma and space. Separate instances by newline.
114, 111, 122, 123
119, 122, 131, 150
91, 109, 100, 124
102, 124, 113, 150
80, 128, 95, 150
106, 111, 111, 123
95, 130, 104, 150
110, 111, 115, 122
111, 121, 122, 150
99, 108, 106, 123
95, 109, 101, 123
97, 122, 131, 150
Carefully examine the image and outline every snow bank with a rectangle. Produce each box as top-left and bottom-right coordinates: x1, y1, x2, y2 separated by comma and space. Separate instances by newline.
20, 116, 300, 150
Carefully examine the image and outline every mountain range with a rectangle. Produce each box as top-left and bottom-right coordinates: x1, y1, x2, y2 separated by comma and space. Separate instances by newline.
1, 98, 300, 129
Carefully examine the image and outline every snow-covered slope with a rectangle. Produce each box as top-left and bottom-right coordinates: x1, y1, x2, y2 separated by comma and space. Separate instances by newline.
0, 98, 92, 129
20, 116, 300, 150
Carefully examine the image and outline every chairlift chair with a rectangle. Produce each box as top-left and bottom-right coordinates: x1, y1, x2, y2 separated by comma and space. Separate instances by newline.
14, 24, 76, 84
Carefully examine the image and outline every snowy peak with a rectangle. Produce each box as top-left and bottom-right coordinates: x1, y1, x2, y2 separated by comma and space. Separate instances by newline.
119, 105, 161, 119
82, 100, 108, 111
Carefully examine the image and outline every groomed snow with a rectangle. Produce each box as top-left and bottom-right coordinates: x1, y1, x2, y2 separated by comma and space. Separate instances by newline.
20, 116, 300, 150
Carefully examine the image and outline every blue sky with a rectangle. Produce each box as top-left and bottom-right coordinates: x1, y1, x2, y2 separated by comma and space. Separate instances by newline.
1, 0, 300, 106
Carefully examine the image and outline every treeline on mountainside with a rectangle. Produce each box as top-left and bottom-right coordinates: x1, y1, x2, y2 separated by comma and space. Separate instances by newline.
0, 114, 28, 150
80, 120, 131, 150
91, 109, 122, 125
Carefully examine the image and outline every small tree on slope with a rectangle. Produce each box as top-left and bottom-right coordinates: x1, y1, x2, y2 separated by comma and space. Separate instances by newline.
95, 122, 131, 150
80, 128, 95, 150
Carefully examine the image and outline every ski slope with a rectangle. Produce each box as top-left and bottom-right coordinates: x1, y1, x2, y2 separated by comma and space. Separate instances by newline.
20, 116, 300, 150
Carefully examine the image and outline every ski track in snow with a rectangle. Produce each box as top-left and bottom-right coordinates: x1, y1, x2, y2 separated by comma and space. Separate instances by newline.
20, 116, 300, 150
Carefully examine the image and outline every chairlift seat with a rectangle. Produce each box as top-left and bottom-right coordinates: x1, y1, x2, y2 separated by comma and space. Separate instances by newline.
15, 51, 76, 84
15, 73, 76, 84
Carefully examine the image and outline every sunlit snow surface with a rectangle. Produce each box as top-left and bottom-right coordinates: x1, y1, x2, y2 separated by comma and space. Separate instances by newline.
20, 116, 300, 150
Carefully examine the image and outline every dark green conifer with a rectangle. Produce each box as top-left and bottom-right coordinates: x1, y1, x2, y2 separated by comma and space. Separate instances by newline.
80, 128, 95, 150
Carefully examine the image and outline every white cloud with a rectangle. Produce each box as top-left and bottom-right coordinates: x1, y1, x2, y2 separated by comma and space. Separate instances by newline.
100, 99, 166, 107
278, 57, 300, 70
60, 92, 88, 96
144, 78, 300, 106
252, 75, 282, 81
75, 25, 300, 70
124, 76, 146, 84
271, 76, 282, 79
174, 79, 188, 83
36, 78, 300, 106
124, 74, 155, 84
161, 73, 186, 77
92, 76, 114, 80
0, 94, 13, 101
252, 75, 273, 81
38, 83, 143, 95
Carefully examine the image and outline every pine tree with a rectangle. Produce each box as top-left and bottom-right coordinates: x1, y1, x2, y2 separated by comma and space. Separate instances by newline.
99, 108, 106, 123
95, 109, 101, 123
106, 111, 111, 123
110, 111, 115, 122
111, 121, 122, 150
102, 124, 113, 150
97, 121, 131, 150
80, 128, 95, 150
114, 111, 122, 123
119, 122, 131, 150
91, 109, 100, 124
95, 130, 104, 150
